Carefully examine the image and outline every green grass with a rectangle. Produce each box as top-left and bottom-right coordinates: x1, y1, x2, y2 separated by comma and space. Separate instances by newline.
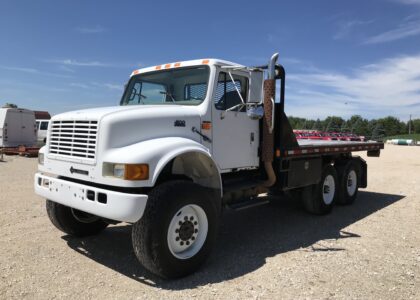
383, 133, 420, 141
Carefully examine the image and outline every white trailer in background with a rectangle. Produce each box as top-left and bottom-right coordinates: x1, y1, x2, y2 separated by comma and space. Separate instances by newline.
0, 108, 37, 147
36, 120, 50, 145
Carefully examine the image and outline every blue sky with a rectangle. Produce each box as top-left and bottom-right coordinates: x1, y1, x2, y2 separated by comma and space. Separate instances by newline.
1, 0, 420, 120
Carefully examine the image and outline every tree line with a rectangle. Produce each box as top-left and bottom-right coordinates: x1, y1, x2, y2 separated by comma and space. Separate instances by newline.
288, 115, 420, 139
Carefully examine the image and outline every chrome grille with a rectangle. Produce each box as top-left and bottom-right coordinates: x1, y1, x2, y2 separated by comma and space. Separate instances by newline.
49, 120, 98, 160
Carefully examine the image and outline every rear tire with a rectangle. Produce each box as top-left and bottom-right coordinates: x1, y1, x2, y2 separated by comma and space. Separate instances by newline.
132, 180, 219, 279
46, 200, 108, 237
336, 161, 359, 205
302, 164, 338, 215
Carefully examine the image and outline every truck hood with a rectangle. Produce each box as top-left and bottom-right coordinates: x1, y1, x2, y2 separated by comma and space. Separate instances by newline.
52, 105, 199, 122
51, 105, 203, 150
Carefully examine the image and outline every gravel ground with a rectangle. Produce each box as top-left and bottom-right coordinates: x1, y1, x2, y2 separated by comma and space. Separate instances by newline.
0, 145, 419, 299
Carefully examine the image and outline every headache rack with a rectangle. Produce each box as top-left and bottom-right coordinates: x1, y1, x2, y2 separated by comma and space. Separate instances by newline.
49, 120, 98, 161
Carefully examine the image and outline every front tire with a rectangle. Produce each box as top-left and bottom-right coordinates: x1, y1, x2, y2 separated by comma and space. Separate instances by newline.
46, 200, 108, 237
132, 180, 219, 279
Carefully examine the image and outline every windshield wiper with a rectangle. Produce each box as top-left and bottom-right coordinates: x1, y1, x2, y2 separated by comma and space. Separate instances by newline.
160, 91, 176, 102
138, 94, 147, 104
128, 91, 146, 104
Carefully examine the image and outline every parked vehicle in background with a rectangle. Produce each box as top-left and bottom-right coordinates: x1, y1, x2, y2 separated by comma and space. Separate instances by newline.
36, 120, 49, 145
34, 111, 51, 120
0, 107, 37, 147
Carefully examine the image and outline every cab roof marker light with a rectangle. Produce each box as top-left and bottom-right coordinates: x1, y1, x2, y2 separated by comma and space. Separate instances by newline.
155, 65, 162, 70
202, 59, 209, 64
164, 64, 171, 69
174, 62, 181, 67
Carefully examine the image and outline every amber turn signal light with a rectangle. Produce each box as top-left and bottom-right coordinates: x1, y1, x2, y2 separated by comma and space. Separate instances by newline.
124, 164, 149, 180
201, 121, 212, 130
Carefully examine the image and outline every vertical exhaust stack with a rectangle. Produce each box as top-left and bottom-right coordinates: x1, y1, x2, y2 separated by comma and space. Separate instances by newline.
262, 53, 279, 187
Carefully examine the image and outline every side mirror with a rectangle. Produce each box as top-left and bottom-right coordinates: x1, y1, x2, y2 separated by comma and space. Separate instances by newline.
248, 70, 264, 103
247, 105, 264, 120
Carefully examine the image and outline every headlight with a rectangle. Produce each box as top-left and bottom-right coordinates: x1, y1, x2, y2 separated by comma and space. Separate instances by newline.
103, 163, 149, 180
113, 164, 125, 178
38, 153, 44, 165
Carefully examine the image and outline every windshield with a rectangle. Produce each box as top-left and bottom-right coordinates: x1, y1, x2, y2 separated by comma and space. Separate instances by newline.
120, 66, 210, 106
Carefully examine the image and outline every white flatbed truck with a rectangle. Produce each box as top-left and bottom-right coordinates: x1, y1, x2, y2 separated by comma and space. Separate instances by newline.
34, 53, 383, 278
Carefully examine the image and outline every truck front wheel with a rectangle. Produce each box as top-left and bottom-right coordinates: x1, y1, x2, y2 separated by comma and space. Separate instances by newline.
46, 200, 108, 237
302, 164, 338, 215
132, 180, 219, 279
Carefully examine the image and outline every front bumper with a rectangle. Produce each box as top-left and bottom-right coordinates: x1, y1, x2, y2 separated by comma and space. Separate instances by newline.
34, 173, 148, 223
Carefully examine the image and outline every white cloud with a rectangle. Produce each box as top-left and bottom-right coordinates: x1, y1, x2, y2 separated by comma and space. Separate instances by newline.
44, 58, 137, 69
75, 25, 105, 34
70, 82, 123, 91
92, 82, 123, 91
0, 65, 72, 78
334, 19, 374, 40
70, 83, 90, 89
103, 83, 122, 90
364, 18, 420, 44
393, 0, 420, 4
58, 65, 75, 73
0, 66, 38, 73
282, 57, 303, 65
286, 54, 420, 119
46, 59, 109, 67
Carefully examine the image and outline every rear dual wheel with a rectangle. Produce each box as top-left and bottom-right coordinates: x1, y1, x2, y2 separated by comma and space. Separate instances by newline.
302, 164, 338, 215
302, 161, 359, 214
336, 161, 359, 205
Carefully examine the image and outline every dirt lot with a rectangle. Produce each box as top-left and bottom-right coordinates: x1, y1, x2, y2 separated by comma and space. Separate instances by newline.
0, 145, 419, 299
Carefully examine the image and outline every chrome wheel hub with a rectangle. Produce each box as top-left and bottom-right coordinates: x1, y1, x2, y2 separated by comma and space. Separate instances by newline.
346, 170, 357, 196
322, 174, 335, 205
167, 204, 208, 260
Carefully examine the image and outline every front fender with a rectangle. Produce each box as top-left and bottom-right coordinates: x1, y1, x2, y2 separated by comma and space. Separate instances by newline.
102, 137, 222, 191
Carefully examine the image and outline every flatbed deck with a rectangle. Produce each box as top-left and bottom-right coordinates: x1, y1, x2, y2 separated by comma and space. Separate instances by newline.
282, 140, 384, 157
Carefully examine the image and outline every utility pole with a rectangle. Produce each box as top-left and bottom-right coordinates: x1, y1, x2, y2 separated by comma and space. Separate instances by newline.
409, 114, 412, 135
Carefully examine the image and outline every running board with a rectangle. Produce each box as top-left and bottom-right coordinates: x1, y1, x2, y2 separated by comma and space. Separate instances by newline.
227, 197, 270, 211
223, 179, 265, 193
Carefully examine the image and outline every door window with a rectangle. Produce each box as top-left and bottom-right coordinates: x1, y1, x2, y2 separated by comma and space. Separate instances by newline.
214, 72, 248, 111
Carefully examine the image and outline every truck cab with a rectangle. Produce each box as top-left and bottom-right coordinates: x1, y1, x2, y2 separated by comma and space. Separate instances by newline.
34, 54, 383, 279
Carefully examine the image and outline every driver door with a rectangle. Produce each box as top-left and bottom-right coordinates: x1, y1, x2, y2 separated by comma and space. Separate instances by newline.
211, 71, 260, 171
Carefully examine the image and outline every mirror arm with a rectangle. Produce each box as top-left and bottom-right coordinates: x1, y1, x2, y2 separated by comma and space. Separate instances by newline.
225, 103, 245, 112
225, 101, 262, 112
227, 71, 245, 105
